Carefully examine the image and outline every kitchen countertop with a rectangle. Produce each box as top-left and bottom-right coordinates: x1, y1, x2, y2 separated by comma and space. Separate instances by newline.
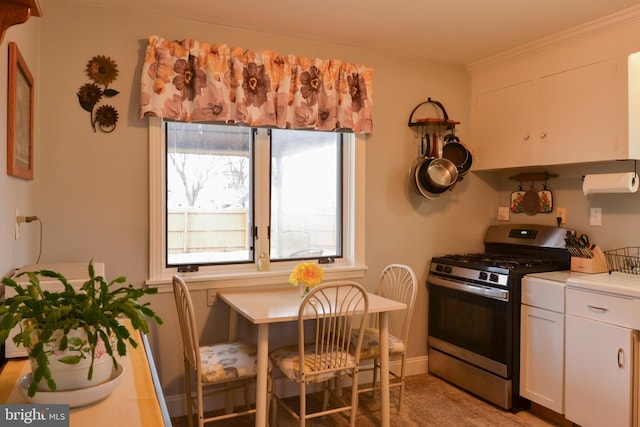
524, 270, 587, 283
0, 321, 170, 426
567, 272, 640, 298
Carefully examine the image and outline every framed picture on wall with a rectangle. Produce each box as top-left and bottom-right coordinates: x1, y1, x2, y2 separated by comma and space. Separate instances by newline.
7, 42, 34, 180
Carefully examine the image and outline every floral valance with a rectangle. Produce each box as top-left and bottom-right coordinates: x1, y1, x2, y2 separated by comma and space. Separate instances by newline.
138, 35, 373, 133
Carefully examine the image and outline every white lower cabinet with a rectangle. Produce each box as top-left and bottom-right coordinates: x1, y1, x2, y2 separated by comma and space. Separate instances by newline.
520, 304, 564, 413
565, 288, 636, 427
520, 275, 566, 414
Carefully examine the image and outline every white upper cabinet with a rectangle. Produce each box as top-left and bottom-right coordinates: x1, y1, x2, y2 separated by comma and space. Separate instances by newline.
468, 8, 640, 171
539, 59, 627, 165
472, 57, 631, 170
472, 81, 536, 170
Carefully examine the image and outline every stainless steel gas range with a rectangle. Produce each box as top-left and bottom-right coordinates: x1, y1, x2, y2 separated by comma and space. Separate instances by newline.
427, 224, 570, 410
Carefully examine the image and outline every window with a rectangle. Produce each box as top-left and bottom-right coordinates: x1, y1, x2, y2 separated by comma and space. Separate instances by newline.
148, 118, 365, 285
166, 123, 254, 266
269, 129, 342, 261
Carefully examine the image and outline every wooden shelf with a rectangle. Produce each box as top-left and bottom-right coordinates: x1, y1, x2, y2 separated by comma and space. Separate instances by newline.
0, 0, 42, 43
409, 118, 460, 127
508, 171, 558, 182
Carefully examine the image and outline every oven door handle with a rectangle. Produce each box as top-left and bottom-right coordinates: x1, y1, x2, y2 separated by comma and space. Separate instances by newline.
429, 276, 509, 301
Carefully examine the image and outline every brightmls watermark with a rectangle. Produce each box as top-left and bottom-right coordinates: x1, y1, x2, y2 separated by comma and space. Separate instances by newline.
1, 405, 69, 426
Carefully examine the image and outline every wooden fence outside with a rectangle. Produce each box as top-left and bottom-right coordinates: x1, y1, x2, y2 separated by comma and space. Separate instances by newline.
167, 209, 336, 257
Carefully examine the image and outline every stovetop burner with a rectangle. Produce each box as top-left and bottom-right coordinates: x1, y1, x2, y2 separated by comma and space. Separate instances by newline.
440, 253, 557, 270
431, 224, 571, 287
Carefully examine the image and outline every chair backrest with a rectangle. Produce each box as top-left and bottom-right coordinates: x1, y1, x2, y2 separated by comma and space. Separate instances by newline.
172, 275, 201, 374
298, 281, 369, 380
377, 264, 418, 345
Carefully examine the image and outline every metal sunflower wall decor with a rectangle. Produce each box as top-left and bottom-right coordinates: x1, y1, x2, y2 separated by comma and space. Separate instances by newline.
77, 55, 119, 133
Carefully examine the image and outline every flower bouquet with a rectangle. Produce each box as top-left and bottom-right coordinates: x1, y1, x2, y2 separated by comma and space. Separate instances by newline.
289, 262, 324, 299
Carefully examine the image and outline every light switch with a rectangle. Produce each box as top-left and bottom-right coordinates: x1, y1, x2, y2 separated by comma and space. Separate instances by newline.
590, 207, 602, 226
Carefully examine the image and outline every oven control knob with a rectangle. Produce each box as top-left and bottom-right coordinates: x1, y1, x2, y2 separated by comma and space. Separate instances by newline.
478, 271, 488, 281
444, 266, 452, 274
489, 273, 499, 283
435, 264, 444, 272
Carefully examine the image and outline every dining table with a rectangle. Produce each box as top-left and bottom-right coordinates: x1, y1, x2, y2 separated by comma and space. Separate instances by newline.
219, 284, 407, 427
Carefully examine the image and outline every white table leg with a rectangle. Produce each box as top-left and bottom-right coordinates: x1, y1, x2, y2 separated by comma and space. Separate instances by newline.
224, 308, 240, 413
228, 309, 238, 341
255, 323, 269, 427
379, 312, 390, 427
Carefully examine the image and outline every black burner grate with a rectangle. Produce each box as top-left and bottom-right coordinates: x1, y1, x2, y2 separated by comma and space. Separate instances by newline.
442, 253, 557, 268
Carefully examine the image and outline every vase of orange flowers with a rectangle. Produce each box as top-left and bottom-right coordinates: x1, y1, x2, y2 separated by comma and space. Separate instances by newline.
289, 262, 325, 300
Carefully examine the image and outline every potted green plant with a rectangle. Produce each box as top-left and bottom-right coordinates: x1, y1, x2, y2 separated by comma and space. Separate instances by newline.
0, 260, 163, 397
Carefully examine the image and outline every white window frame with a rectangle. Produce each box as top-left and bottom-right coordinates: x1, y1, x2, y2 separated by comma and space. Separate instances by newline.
146, 117, 366, 289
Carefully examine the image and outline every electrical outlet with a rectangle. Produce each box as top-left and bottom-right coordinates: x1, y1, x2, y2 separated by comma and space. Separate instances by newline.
207, 289, 218, 306
557, 207, 566, 224
590, 207, 602, 226
498, 206, 509, 221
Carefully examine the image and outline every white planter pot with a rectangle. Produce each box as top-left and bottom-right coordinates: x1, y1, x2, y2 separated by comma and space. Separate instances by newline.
29, 328, 114, 391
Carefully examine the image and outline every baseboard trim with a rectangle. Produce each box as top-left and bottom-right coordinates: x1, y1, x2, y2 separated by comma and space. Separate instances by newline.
403, 355, 429, 377
165, 355, 430, 418
530, 403, 573, 427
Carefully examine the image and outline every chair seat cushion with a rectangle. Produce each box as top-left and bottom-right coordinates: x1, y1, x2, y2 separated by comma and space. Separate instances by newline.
350, 327, 405, 359
270, 345, 355, 383
200, 341, 261, 383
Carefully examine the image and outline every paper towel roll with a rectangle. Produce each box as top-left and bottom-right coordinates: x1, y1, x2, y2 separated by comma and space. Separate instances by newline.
583, 172, 639, 195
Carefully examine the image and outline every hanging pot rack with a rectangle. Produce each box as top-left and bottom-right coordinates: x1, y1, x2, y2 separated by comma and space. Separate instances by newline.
408, 97, 460, 138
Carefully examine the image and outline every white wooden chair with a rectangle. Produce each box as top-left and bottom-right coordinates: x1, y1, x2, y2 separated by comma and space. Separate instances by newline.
350, 264, 417, 412
269, 281, 369, 427
172, 275, 265, 427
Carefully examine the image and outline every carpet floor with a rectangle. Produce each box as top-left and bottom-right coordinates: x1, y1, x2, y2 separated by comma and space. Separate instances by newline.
170, 373, 558, 426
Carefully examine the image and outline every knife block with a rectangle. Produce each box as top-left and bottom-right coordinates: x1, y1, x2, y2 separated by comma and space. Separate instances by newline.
570, 245, 608, 273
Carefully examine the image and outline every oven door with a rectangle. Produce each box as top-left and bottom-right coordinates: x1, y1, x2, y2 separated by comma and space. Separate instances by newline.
428, 274, 512, 378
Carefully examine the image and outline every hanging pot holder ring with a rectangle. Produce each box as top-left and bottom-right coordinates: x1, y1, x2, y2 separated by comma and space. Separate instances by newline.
510, 190, 526, 213
511, 182, 526, 213
537, 182, 553, 213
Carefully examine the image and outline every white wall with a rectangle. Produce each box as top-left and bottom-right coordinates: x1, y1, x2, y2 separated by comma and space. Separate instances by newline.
0, 19, 41, 279
487, 161, 640, 248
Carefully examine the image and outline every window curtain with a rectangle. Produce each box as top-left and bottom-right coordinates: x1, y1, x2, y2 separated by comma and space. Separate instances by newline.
139, 35, 373, 133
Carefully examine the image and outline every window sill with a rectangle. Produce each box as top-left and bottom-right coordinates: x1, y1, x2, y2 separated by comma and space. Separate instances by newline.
146, 264, 368, 293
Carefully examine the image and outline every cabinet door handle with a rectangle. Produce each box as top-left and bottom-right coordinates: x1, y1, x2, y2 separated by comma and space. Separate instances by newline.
618, 348, 625, 368
523, 134, 530, 141
540, 132, 547, 139
587, 304, 608, 312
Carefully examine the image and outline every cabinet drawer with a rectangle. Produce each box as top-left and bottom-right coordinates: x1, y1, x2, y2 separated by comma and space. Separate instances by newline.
522, 276, 564, 312
566, 288, 634, 328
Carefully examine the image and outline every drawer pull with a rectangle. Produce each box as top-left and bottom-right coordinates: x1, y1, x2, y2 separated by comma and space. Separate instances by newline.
618, 348, 625, 368
587, 304, 608, 312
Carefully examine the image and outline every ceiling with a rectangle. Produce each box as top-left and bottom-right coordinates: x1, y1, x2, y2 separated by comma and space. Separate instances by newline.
81, 0, 640, 64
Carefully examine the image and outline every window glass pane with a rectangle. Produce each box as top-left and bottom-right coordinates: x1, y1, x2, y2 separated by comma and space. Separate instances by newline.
166, 122, 253, 266
270, 129, 342, 260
